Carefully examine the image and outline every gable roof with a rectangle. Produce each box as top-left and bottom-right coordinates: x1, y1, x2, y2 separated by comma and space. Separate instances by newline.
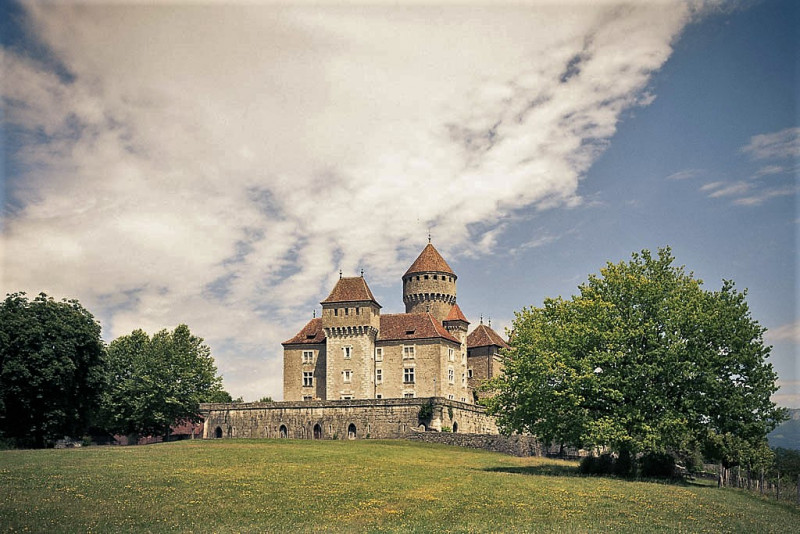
321, 276, 380, 306
467, 323, 509, 349
404, 243, 455, 277
444, 303, 469, 323
378, 313, 460, 343
282, 318, 326, 345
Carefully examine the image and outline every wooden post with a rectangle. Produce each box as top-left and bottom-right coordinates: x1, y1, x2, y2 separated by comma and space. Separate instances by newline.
717, 464, 722, 488
760, 470, 764, 495
776, 472, 780, 501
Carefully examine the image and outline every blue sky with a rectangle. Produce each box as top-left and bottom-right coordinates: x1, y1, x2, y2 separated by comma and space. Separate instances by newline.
1, 0, 797, 406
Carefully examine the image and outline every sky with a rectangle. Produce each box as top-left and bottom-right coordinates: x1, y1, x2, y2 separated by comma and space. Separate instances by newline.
1, 0, 797, 406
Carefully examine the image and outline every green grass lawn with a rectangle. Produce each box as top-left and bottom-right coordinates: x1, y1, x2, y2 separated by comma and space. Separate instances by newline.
1, 439, 797, 533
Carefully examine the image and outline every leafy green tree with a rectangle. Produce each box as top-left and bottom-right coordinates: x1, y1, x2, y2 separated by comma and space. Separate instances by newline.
100, 324, 224, 439
0, 293, 106, 447
485, 248, 785, 471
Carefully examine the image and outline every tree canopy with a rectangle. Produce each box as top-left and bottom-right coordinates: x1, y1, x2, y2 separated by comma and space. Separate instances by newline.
0, 293, 106, 447
485, 248, 785, 470
100, 324, 225, 439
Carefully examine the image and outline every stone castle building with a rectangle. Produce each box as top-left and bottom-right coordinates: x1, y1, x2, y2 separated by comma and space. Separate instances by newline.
282, 242, 509, 403
200, 242, 510, 443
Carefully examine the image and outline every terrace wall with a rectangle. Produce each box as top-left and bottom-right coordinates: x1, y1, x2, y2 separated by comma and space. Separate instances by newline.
200, 397, 498, 441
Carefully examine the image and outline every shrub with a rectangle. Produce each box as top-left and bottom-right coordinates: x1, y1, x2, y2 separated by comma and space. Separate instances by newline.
418, 400, 434, 422
640, 452, 677, 478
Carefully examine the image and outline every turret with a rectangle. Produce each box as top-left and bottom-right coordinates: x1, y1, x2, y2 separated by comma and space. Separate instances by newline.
403, 243, 457, 322
321, 275, 381, 399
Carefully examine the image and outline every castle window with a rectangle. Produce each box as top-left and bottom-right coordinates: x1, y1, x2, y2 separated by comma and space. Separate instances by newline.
302, 350, 313, 364
433, 275, 438, 280
303, 395, 312, 401
403, 367, 415, 383
403, 346, 415, 360
448, 348, 454, 361
448, 394, 454, 400
403, 393, 414, 398
345, 307, 349, 316
468, 368, 473, 378
448, 367, 454, 384
343, 369, 352, 383
461, 397, 466, 402
355, 307, 360, 315
343, 346, 352, 359
303, 371, 313, 387
375, 369, 383, 384
424, 275, 429, 280
416, 276, 420, 281
462, 373, 466, 386
334, 308, 338, 316
375, 348, 383, 361
462, 351, 466, 364
376, 394, 382, 399
341, 395, 353, 400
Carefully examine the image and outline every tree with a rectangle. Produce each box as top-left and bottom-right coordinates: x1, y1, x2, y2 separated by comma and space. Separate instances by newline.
485, 248, 785, 471
0, 293, 106, 447
100, 324, 224, 439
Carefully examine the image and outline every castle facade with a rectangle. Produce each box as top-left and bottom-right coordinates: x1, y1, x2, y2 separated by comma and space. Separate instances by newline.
282, 243, 509, 403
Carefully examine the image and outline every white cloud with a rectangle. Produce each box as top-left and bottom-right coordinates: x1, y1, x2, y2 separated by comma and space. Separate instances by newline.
741, 127, 800, 161
666, 169, 704, 180
707, 181, 752, 198
1, 2, 693, 399
767, 322, 800, 344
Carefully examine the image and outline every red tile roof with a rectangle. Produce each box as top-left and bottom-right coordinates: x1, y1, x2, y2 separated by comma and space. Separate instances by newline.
378, 313, 460, 343
404, 243, 455, 276
444, 303, 469, 323
321, 277, 380, 305
282, 318, 326, 345
467, 324, 509, 349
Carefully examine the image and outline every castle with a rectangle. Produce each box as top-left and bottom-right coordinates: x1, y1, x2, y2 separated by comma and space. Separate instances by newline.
282, 242, 509, 403
199, 242, 509, 441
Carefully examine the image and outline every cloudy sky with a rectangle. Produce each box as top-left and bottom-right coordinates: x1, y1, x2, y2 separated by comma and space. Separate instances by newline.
1, 0, 797, 406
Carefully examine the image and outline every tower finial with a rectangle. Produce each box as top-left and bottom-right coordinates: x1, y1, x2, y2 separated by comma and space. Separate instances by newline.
313, 309, 316, 318
360, 268, 364, 278
488, 317, 492, 328
339, 269, 342, 279
480, 314, 483, 325
428, 229, 431, 244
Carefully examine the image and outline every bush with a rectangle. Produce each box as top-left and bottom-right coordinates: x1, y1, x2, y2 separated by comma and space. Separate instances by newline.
640, 452, 677, 478
418, 400, 434, 423
580, 453, 618, 475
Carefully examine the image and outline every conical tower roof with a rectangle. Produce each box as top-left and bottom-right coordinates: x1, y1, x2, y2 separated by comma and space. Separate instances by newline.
444, 303, 469, 323
404, 243, 455, 277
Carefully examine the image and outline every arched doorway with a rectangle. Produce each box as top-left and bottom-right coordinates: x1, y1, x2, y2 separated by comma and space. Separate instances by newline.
313, 424, 322, 439
348, 423, 356, 440
214, 426, 223, 438
279, 424, 288, 439
452, 422, 458, 433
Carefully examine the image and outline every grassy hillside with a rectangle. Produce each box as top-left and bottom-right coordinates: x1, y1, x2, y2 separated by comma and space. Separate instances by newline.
1, 439, 797, 532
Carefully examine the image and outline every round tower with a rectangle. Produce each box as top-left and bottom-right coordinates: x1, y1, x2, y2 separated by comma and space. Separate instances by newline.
402, 243, 457, 322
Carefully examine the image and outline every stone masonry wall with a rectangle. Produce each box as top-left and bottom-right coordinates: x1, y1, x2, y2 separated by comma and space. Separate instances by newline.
200, 397, 497, 441
405, 432, 544, 457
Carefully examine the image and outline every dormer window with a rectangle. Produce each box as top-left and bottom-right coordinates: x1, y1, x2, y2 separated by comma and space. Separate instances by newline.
306, 334, 316, 340
405, 329, 415, 335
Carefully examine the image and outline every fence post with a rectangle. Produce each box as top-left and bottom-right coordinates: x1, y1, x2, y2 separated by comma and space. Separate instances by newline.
776, 472, 780, 501
760, 470, 764, 495
717, 464, 722, 488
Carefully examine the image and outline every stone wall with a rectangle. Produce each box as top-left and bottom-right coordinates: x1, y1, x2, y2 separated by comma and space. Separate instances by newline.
200, 397, 498, 440
406, 432, 544, 457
